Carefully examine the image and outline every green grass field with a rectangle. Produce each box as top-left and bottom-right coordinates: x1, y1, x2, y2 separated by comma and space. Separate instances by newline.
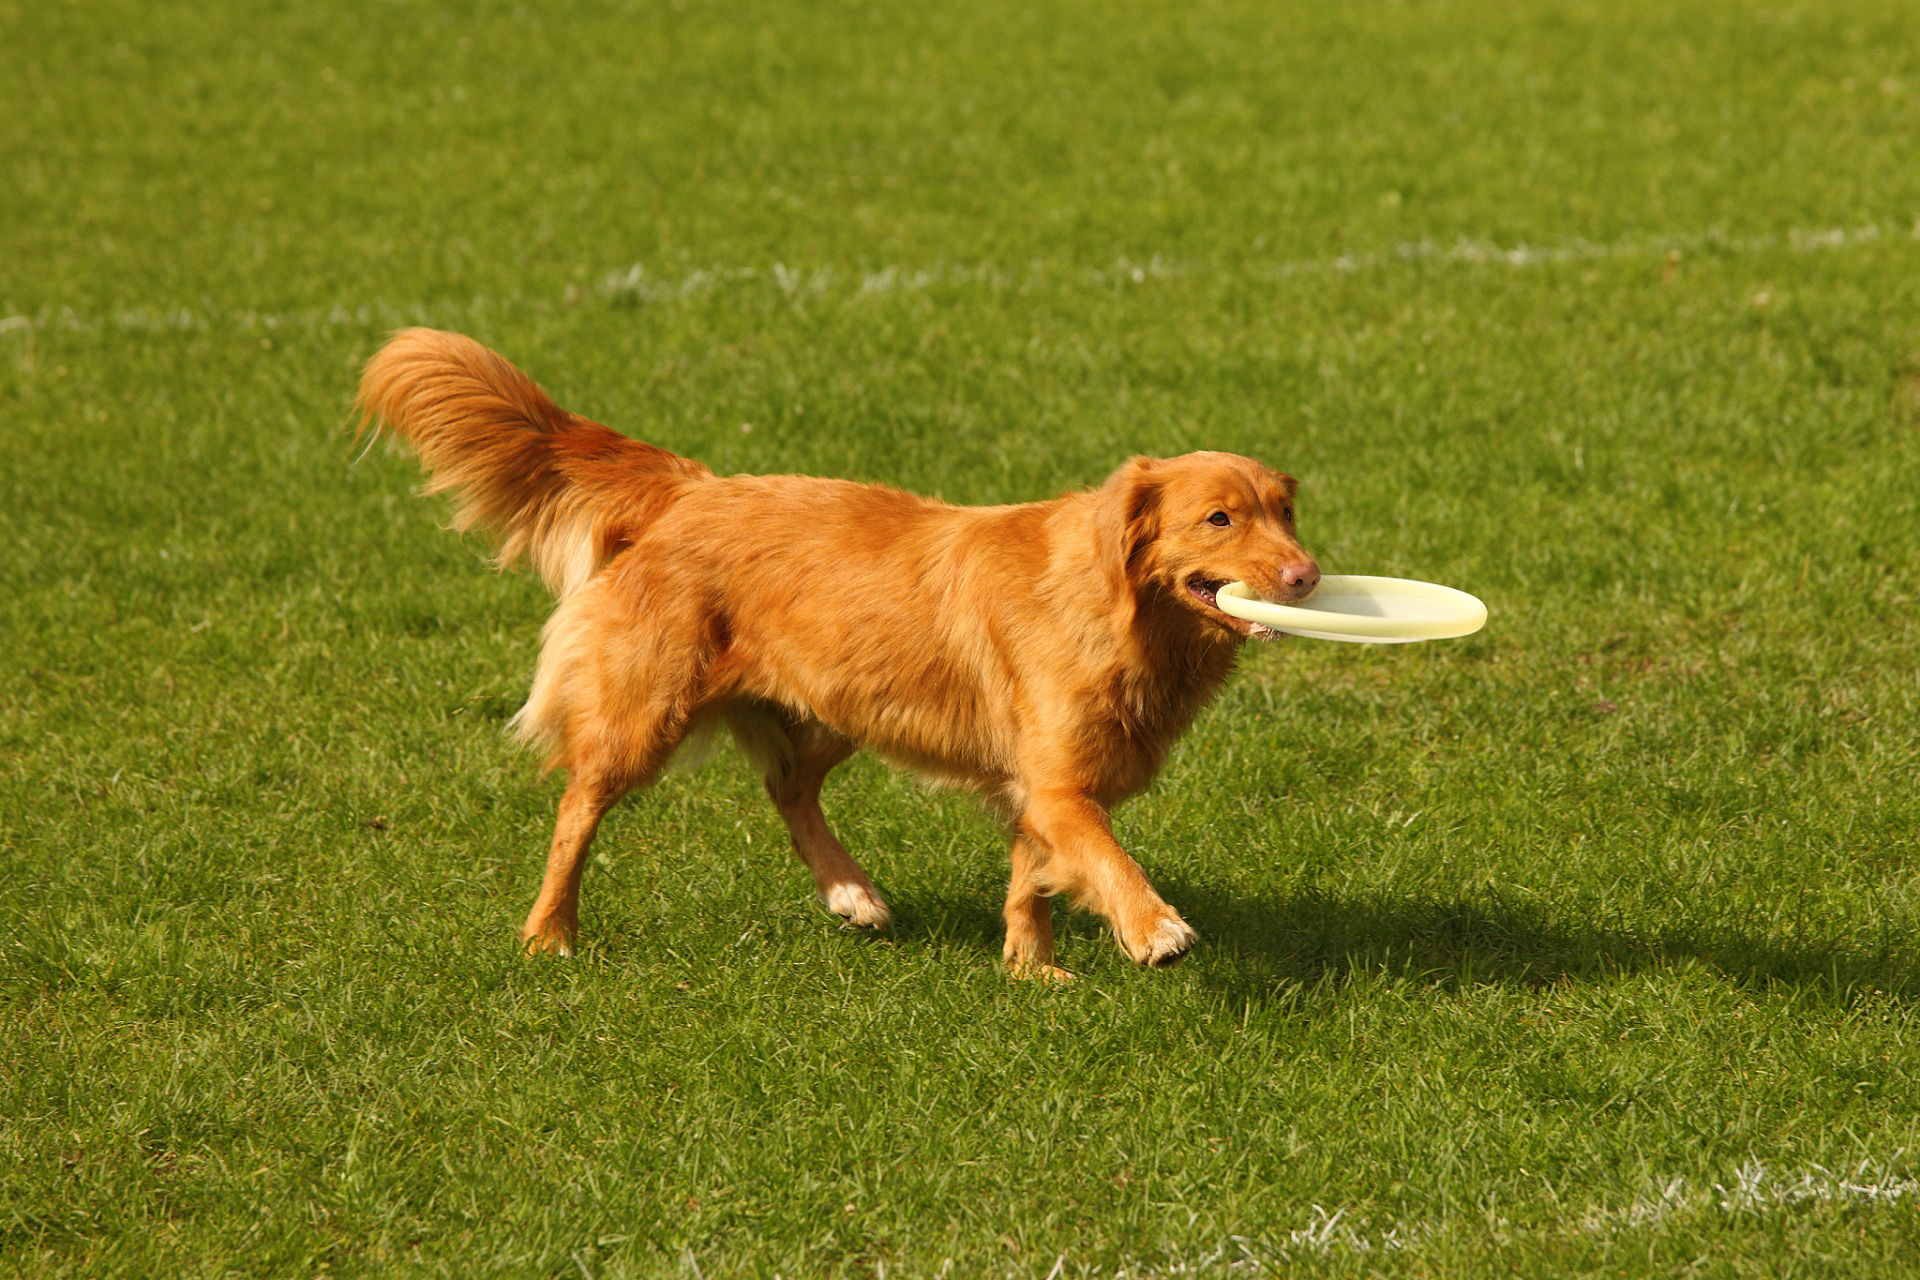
6, 0, 1920, 1274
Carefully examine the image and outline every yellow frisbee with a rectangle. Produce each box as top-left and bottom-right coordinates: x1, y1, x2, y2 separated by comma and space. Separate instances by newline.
1216, 576, 1488, 644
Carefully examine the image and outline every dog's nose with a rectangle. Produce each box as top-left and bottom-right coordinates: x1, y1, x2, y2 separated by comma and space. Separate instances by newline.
1281, 559, 1319, 591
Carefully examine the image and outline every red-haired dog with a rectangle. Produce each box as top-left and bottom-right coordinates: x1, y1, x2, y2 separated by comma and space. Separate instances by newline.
357, 329, 1318, 975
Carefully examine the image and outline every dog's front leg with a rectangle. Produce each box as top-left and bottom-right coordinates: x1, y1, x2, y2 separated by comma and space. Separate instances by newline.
1018, 790, 1198, 967
1003, 833, 1069, 979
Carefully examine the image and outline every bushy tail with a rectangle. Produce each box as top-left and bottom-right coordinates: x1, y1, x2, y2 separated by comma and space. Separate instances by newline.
356, 328, 708, 598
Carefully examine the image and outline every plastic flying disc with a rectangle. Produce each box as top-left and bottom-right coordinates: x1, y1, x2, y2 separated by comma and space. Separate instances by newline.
1216, 576, 1487, 644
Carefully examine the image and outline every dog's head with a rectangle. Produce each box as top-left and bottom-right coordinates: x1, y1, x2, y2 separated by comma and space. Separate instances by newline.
1097, 451, 1319, 639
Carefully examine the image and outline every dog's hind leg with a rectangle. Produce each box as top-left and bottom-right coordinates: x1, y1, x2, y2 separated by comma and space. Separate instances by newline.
521, 700, 691, 957
739, 708, 890, 929
521, 771, 632, 956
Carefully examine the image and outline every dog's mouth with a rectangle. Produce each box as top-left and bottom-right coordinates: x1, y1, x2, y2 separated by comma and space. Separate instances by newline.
1185, 575, 1279, 640
1186, 576, 1226, 610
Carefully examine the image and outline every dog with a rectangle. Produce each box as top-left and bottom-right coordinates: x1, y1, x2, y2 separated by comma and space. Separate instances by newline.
356, 329, 1319, 975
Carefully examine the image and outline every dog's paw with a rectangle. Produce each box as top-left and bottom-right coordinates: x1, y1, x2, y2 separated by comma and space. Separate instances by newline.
521, 925, 575, 958
1126, 915, 1198, 968
822, 882, 892, 930
1007, 959, 1076, 982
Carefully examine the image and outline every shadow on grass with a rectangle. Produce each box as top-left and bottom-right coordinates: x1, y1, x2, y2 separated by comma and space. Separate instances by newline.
1153, 877, 1920, 1007
880, 879, 1916, 1006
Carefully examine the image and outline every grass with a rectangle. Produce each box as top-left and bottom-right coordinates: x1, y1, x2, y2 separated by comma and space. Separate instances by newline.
5, 0, 1920, 1274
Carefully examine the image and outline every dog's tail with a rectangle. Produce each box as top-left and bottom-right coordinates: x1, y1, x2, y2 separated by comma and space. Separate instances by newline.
356, 328, 709, 598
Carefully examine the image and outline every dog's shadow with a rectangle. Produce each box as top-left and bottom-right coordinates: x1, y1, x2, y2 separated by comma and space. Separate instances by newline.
1171, 878, 1918, 1006
895, 879, 1918, 1007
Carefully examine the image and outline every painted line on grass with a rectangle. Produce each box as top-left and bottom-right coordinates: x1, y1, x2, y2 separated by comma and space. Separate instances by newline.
7, 216, 1916, 340
1578, 1155, 1920, 1236
595, 216, 1918, 304
989, 1156, 1920, 1278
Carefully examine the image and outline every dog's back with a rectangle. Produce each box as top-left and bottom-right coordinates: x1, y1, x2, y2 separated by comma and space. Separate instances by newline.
655, 476, 1057, 790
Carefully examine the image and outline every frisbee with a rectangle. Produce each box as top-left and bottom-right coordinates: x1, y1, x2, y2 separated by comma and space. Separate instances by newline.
1216, 576, 1487, 644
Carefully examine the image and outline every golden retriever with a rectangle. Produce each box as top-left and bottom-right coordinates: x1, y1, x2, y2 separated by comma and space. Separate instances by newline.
357, 329, 1319, 975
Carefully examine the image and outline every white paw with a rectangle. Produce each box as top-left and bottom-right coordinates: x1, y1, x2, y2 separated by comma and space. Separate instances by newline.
1133, 916, 1198, 967
523, 929, 574, 958
822, 882, 892, 929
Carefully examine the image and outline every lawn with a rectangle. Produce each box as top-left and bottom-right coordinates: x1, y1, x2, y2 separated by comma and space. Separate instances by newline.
4, 0, 1919, 1275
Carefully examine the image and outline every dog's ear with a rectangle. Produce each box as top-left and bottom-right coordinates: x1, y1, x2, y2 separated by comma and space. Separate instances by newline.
1095, 456, 1165, 599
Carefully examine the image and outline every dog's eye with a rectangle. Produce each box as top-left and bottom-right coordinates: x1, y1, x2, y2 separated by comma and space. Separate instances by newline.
1283, 506, 1293, 523
1207, 511, 1231, 528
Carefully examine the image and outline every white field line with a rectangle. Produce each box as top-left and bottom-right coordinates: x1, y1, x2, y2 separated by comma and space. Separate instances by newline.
5, 217, 1916, 340
1023, 1157, 1920, 1278
1577, 1155, 1920, 1236
597, 216, 1916, 303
